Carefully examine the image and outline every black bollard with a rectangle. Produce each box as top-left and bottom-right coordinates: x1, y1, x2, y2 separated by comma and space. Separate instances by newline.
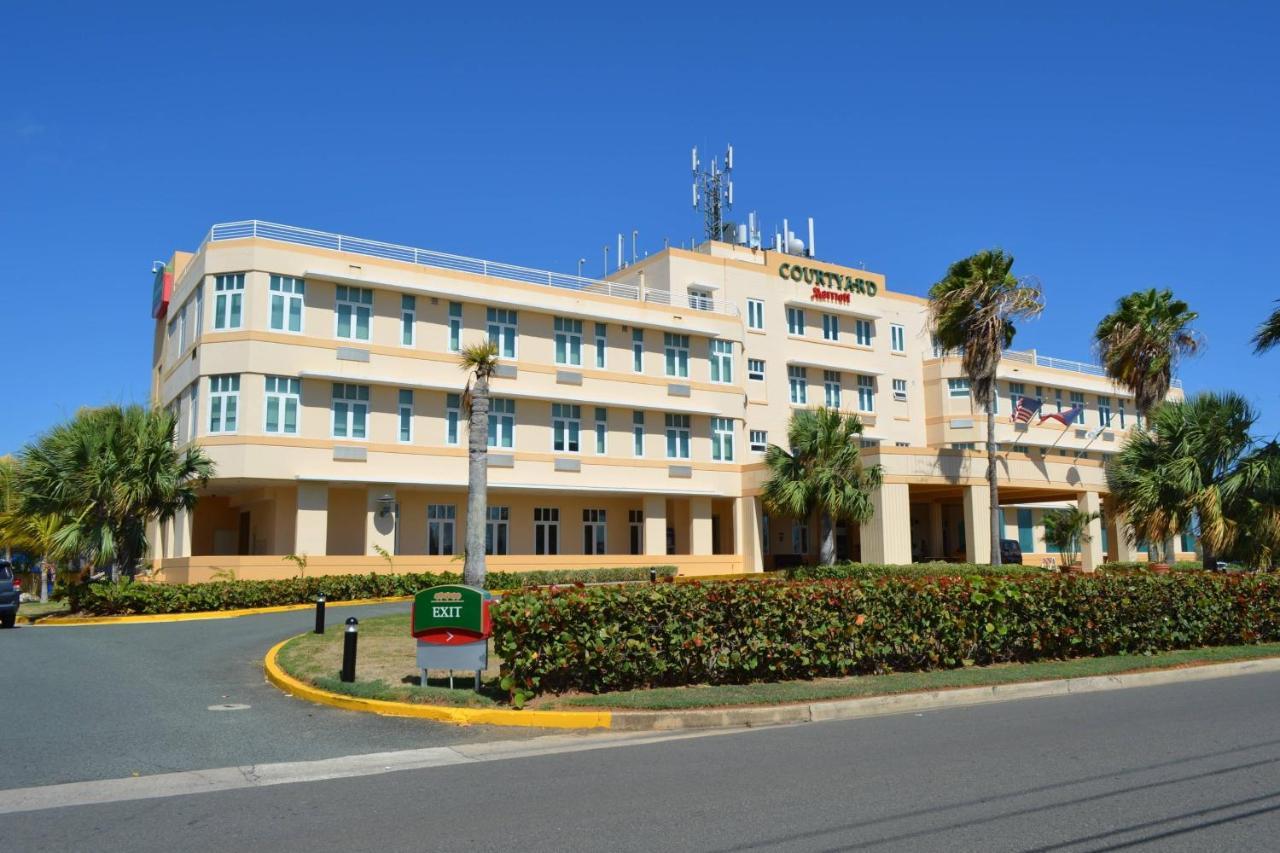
340, 617, 358, 683
314, 593, 326, 634
649, 567, 657, 583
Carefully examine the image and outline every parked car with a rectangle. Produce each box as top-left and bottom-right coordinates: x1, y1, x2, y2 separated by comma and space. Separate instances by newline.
0, 562, 19, 628
999, 539, 1024, 566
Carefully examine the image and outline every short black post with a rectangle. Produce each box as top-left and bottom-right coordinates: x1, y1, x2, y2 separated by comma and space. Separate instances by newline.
340, 617, 358, 683
649, 567, 657, 583
314, 593, 326, 634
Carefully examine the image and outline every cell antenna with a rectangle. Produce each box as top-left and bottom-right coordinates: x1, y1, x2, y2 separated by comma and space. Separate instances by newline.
692, 143, 736, 242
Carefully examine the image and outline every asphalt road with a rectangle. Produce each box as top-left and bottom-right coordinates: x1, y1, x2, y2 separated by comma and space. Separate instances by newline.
0, 603, 540, 789
9, 661, 1280, 850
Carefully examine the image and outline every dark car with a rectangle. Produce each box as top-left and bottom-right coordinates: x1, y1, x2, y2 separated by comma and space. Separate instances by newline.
999, 539, 1024, 566
0, 562, 19, 628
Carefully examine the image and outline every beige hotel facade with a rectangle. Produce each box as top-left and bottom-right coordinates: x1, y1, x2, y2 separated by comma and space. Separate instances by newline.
148, 221, 1194, 582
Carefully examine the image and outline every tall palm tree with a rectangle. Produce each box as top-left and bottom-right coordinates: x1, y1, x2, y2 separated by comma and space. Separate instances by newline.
458, 341, 500, 587
762, 408, 883, 565
929, 249, 1044, 566
1253, 300, 1280, 354
1094, 288, 1201, 417
16, 405, 213, 581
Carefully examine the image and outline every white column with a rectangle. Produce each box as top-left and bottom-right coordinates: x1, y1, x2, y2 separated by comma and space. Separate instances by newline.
690, 496, 714, 555
1079, 491, 1104, 572
643, 495, 667, 557
963, 484, 991, 564
174, 507, 193, 558
860, 483, 912, 565
733, 496, 764, 573
927, 502, 945, 560
1111, 514, 1138, 562
366, 486, 396, 557
295, 482, 329, 556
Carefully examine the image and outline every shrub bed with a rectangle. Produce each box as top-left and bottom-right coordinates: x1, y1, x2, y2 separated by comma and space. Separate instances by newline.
492, 573, 1280, 700
68, 565, 676, 616
787, 561, 1046, 580
1100, 561, 1204, 572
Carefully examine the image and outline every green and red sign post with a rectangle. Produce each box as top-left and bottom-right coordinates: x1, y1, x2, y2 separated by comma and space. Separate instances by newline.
411, 585, 493, 689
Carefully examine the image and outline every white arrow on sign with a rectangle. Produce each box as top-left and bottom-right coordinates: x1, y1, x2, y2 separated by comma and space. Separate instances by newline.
445, 631, 454, 643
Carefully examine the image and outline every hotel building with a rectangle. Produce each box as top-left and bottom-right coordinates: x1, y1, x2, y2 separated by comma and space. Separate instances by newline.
148, 221, 1193, 582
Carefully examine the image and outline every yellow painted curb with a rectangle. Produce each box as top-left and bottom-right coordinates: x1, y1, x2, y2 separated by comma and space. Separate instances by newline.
263, 637, 612, 730
36, 595, 413, 626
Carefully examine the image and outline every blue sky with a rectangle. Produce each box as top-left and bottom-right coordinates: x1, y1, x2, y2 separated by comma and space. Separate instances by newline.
2, 2, 1277, 454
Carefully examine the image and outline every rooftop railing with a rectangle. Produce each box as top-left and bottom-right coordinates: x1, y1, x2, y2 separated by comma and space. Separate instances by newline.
207, 220, 739, 317
931, 345, 1183, 389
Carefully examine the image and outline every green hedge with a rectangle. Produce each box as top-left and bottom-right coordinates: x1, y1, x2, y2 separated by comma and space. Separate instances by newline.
68, 566, 676, 616
492, 573, 1280, 699
786, 561, 1046, 579
1100, 561, 1204, 572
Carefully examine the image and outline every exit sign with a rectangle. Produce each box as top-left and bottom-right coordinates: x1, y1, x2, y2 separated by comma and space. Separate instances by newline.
411, 585, 491, 645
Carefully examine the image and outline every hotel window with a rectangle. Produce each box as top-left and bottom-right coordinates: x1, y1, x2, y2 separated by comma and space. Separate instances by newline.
855, 319, 873, 347
711, 417, 734, 462
1070, 391, 1085, 415
213, 273, 244, 330
486, 308, 517, 358
269, 275, 305, 333
632, 410, 645, 457
594, 407, 607, 454
209, 375, 239, 433
554, 317, 583, 366
786, 306, 805, 336
890, 323, 905, 353
710, 339, 733, 383
665, 414, 690, 459
1009, 382, 1025, 412
485, 506, 509, 556
583, 509, 607, 555
488, 398, 515, 449
747, 359, 765, 382
1017, 508, 1034, 553
594, 323, 607, 369
1098, 396, 1112, 427
749, 430, 768, 453
264, 376, 300, 435
747, 298, 764, 330
632, 328, 644, 373
792, 522, 809, 555
857, 375, 875, 412
822, 313, 840, 341
335, 286, 373, 341
534, 507, 559, 555
194, 282, 204, 339
823, 370, 842, 409
789, 366, 808, 404
398, 389, 414, 443
331, 383, 369, 439
664, 333, 690, 378
629, 510, 644, 555
951, 442, 976, 450
427, 504, 455, 556
448, 301, 462, 352
552, 403, 581, 453
1054, 388, 1064, 411
1118, 400, 1127, 429
400, 294, 415, 346
445, 393, 461, 446
188, 383, 199, 442
860, 438, 880, 449
895, 441, 911, 447
892, 378, 908, 401
948, 378, 971, 398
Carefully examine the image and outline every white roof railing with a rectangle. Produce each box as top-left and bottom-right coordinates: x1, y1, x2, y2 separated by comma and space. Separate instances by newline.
932, 345, 1182, 390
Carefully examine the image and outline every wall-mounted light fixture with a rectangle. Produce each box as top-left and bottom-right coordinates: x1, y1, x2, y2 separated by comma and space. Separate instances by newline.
377, 494, 395, 518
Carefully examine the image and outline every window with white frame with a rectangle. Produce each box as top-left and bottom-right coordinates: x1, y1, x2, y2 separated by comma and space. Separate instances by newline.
1098, 395, 1112, 427
749, 429, 768, 453
890, 323, 905, 353
264, 376, 300, 435
892, 378, 908, 401
711, 417, 734, 461
552, 403, 581, 453
335, 286, 372, 341
629, 510, 644, 555
269, 275, 305, 333
789, 365, 808, 404
710, 339, 733, 383
857, 375, 875, 412
398, 389, 414, 442
445, 393, 461, 446
594, 407, 607, 453
747, 358, 765, 382
665, 413, 690, 459
208, 374, 240, 433
448, 301, 462, 352
855, 319, 873, 346
1118, 399, 1127, 429
485, 506, 509, 556
331, 383, 369, 439
194, 282, 204, 339
400, 294, 415, 346
664, 333, 689, 378
792, 522, 809, 555
632, 410, 645, 456
427, 504, 455, 555
488, 398, 515, 449
534, 507, 559, 555
822, 313, 840, 341
948, 378, 971, 398
213, 274, 244, 330
583, 509, 607, 555
554, 317, 583, 366
1009, 381, 1025, 412
860, 438, 880, 449
632, 327, 644, 373
747, 298, 764, 329
486, 307, 517, 358
786, 306, 805, 336
823, 370, 842, 409
594, 323, 606, 369
187, 382, 199, 442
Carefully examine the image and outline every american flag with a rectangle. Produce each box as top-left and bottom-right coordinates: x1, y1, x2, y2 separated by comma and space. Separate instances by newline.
1038, 403, 1085, 426
1013, 396, 1043, 423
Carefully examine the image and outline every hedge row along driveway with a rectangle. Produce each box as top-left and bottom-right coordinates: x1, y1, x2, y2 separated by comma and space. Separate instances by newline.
491, 573, 1280, 698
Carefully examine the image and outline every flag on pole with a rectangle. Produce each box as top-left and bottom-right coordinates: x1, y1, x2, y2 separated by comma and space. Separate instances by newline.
1013, 396, 1043, 423
1038, 404, 1085, 426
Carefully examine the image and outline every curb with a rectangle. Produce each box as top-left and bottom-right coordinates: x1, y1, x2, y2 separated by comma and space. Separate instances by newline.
35, 595, 413, 627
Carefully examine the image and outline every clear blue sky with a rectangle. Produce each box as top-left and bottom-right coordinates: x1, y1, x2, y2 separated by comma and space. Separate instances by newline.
3, 2, 1277, 454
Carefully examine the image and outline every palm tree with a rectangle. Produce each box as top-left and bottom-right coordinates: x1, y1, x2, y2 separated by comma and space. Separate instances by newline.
458, 341, 500, 587
1253, 300, 1280, 354
16, 405, 213, 581
762, 408, 883, 565
929, 249, 1044, 565
1041, 507, 1101, 569
1094, 288, 1201, 417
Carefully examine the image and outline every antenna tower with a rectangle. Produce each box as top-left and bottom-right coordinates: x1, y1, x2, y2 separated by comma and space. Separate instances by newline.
691, 144, 735, 243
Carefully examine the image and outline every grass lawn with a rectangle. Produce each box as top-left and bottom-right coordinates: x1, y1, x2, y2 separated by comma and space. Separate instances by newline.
274, 613, 1280, 713
20, 600, 71, 623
